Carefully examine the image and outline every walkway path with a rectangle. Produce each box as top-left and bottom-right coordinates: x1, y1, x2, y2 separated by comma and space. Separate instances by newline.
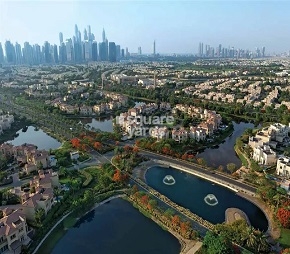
238, 192, 280, 239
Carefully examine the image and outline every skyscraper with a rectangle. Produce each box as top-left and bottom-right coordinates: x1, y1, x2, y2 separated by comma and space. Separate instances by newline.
153, 40, 156, 56
33, 44, 42, 65
116, 45, 121, 60
88, 25, 92, 41
92, 41, 98, 61
44, 41, 51, 64
84, 29, 88, 41
15, 42, 23, 65
102, 28, 106, 42
66, 39, 73, 62
0, 43, 4, 64
198, 42, 204, 57
5, 41, 16, 64
109, 42, 116, 62
53, 45, 58, 63
262, 46, 265, 57
59, 42, 67, 63
84, 41, 92, 61
59, 32, 63, 45
23, 42, 33, 65
138, 47, 142, 55
99, 42, 107, 61
75, 24, 79, 42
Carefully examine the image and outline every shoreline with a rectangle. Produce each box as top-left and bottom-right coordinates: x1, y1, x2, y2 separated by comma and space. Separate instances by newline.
133, 160, 277, 237
33, 194, 125, 254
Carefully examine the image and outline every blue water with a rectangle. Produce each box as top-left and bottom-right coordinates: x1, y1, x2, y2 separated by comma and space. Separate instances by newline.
146, 166, 268, 231
197, 122, 254, 168
6, 126, 61, 150
51, 198, 181, 254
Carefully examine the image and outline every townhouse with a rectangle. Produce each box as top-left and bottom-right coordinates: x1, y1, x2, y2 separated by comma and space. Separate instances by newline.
0, 209, 30, 254
276, 156, 290, 178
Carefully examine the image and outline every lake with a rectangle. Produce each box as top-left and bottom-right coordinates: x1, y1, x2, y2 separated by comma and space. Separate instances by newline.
197, 122, 254, 168
6, 126, 61, 150
51, 198, 181, 254
146, 165, 268, 231
78, 117, 114, 132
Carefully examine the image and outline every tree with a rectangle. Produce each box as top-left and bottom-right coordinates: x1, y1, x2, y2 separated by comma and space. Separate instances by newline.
227, 163, 237, 173
148, 199, 157, 210
171, 215, 180, 227
277, 207, 290, 228
35, 208, 45, 224
112, 169, 122, 182
217, 165, 224, 172
94, 142, 102, 150
203, 231, 233, 254
197, 158, 206, 166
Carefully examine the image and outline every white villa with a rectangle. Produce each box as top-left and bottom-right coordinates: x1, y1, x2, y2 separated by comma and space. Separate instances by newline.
252, 145, 277, 165
150, 127, 169, 140
276, 156, 290, 178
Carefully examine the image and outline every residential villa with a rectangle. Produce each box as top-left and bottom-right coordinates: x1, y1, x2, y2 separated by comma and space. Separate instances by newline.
150, 127, 169, 140
0, 208, 30, 254
10, 169, 59, 221
252, 145, 277, 165
276, 156, 290, 178
172, 128, 188, 143
0, 143, 55, 174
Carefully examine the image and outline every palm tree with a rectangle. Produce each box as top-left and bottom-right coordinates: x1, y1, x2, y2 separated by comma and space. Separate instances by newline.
255, 231, 269, 253
273, 193, 281, 210
245, 227, 257, 249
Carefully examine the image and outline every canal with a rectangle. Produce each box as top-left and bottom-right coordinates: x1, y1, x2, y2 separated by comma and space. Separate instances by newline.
51, 198, 181, 254
197, 122, 254, 168
146, 165, 268, 231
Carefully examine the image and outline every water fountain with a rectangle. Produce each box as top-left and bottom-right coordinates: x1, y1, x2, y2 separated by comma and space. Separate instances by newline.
204, 194, 219, 206
163, 175, 176, 185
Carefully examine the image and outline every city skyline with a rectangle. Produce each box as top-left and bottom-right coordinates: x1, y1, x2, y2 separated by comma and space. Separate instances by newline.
0, 1, 290, 54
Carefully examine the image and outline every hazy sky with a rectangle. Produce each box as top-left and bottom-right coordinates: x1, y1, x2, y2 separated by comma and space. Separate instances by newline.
0, 0, 289, 54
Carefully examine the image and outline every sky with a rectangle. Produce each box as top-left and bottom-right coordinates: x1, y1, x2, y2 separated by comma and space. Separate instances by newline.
0, 0, 289, 54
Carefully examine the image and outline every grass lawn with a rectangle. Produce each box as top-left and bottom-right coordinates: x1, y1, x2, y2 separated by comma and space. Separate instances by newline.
36, 212, 79, 254
63, 215, 77, 229
36, 223, 66, 254
279, 228, 290, 248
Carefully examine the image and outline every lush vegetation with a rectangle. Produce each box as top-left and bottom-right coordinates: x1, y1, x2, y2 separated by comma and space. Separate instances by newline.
29, 163, 128, 253
129, 186, 198, 240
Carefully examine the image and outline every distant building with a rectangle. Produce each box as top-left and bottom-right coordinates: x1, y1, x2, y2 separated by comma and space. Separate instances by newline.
109, 42, 116, 62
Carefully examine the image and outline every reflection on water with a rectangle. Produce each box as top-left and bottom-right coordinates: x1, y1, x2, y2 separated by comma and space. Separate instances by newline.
197, 122, 254, 168
146, 165, 268, 231
6, 126, 61, 150
79, 117, 113, 132
51, 198, 180, 254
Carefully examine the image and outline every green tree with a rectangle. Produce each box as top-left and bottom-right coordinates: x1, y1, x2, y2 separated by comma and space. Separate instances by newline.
35, 208, 45, 224
203, 231, 233, 254
227, 163, 237, 173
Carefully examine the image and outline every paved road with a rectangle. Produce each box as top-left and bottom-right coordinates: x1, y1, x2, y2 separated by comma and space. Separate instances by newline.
102, 139, 257, 193
138, 149, 257, 193
0, 173, 31, 190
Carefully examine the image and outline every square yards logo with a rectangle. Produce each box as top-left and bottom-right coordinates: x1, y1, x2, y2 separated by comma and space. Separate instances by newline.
116, 115, 174, 138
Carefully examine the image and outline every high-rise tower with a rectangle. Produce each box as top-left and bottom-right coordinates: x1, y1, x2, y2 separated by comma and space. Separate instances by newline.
59, 32, 63, 45
153, 40, 156, 56
108, 42, 116, 62
0, 43, 4, 64
102, 28, 106, 42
